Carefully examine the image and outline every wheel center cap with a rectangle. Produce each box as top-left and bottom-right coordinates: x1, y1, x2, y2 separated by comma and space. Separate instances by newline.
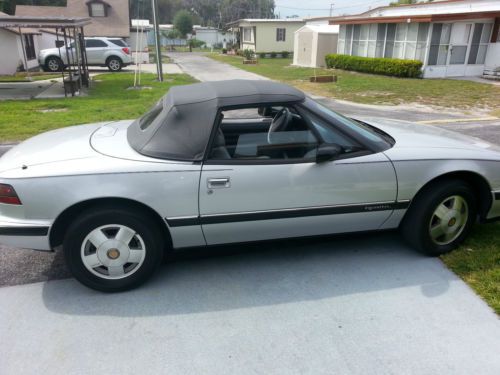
107, 248, 120, 259
448, 217, 457, 227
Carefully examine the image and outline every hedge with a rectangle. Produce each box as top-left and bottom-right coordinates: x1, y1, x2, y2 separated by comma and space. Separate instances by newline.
325, 54, 423, 78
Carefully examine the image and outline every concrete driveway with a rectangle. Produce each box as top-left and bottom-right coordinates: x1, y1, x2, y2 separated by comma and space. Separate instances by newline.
2, 233, 500, 375
1, 53, 500, 374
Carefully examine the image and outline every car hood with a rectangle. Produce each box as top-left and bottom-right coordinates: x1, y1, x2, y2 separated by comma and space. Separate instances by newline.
0, 122, 111, 174
358, 117, 500, 160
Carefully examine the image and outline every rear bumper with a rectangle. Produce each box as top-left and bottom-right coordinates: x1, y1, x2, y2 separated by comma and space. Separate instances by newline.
0, 219, 52, 251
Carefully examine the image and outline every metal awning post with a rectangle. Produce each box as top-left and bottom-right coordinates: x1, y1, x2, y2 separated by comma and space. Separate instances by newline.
17, 27, 31, 81
55, 27, 67, 98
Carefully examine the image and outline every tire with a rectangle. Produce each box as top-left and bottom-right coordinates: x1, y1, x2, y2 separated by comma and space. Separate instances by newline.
106, 57, 122, 72
63, 208, 164, 292
45, 56, 63, 72
400, 179, 476, 256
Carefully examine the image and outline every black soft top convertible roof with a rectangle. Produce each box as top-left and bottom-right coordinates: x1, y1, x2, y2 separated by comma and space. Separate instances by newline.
127, 80, 306, 161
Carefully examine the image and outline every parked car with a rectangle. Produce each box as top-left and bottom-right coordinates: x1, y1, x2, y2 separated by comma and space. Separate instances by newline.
39, 37, 132, 72
0, 80, 499, 292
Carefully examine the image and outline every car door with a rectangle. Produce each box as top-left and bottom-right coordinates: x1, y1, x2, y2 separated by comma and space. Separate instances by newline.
198, 106, 398, 245
85, 39, 108, 64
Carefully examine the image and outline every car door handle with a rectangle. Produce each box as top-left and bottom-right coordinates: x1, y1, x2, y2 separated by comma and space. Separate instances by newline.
207, 177, 231, 189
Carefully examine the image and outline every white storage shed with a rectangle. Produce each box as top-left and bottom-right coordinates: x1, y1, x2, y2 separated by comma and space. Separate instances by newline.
293, 24, 339, 68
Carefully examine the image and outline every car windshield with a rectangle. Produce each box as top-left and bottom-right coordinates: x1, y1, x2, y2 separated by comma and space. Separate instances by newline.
303, 97, 391, 149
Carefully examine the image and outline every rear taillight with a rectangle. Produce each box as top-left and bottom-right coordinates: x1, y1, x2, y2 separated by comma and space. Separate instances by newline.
0, 184, 22, 205
122, 47, 130, 55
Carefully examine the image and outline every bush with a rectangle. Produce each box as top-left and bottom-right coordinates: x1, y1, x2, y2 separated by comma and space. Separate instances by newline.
243, 49, 255, 60
270, 52, 277, 58
188, 38, 205, 49
221, 48, 227, 54
281, 51, 289, 58
259, 52, 266, 59
324, 54, 423, 78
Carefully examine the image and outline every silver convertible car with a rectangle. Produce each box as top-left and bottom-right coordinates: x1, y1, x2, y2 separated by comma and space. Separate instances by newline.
1, 80, 499, 291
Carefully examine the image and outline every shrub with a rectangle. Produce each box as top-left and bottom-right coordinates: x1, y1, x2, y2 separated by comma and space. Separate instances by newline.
281, 51, 289, 58
243, 49, 255, 60
324, 54, 423, 78
270, 52, 277, 58
259, 52, 266, 59
221, 48, 227, 54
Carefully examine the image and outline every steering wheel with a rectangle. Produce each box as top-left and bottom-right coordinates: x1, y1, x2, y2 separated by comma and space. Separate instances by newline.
267, 107, 292, 144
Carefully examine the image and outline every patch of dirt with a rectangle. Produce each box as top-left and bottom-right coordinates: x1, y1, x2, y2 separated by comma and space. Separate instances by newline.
37, 108, 68, 113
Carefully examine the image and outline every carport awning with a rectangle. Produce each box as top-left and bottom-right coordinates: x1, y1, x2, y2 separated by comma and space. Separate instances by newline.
0, 16, 91, 29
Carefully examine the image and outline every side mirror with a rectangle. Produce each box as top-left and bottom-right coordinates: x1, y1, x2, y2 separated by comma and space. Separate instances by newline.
316, 143, 342, 163
55, 40, 64, 48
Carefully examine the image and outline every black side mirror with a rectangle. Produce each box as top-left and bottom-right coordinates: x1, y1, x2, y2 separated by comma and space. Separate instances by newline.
316, 143, 342, 163
55, 40, 64, 48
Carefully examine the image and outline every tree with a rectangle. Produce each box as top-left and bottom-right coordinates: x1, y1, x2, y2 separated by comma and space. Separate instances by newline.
389, 0, 417, 6
173, 9, 193, 37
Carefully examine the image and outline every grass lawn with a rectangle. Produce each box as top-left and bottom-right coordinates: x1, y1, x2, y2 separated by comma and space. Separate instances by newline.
0, 72, 196, 142
208, 54, 500, 112
442, 222, 500, 314
0, 73, 60, 82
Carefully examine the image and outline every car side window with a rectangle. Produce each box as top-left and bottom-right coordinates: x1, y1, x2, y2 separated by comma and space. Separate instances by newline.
208, 107, 319, 163
86, 39, 108, 48
306, 111, 365, 154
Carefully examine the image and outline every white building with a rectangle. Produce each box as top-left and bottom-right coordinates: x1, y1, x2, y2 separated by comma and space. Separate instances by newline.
293, 23, 339, 68
329, 0, 500, 78
193, 26, 235, 48
0, 12, 41, 75
228, 19, 305, 53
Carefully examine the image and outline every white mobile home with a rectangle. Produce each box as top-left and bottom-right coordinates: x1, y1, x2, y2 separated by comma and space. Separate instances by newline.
228, 19, 305, 53
329, 0, 500, 78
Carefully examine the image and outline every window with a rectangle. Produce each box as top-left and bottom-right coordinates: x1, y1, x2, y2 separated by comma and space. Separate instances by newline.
208, 107, 318, 162
242, 27, 252, 42
428, 23, 451, 65
468, 23, 493, 64
85, 39, 108, 48
24, 34, 36, 60
87, 1, 108, 17
139, 101, 163, 130
109, 39, 127, 47
276, 28, 286, 42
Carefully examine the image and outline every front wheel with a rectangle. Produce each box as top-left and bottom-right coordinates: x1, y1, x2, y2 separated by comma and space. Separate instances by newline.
63, 208, 164, 292
401, 179, 476, 256
106, 57, 122, 72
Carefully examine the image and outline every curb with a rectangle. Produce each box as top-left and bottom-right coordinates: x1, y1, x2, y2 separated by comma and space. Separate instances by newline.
417, 116, 499, 125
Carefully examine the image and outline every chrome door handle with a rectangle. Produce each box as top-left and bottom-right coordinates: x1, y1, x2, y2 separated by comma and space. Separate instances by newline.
207, 177, 231, 189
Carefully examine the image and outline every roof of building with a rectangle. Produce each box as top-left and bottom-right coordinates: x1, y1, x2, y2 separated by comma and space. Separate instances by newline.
329, 0, 500, 24
127, 80, 305, 161
0, 11, 90, 34
227, 18, 305, 26
15, 0, 129, 37
296, 24, 339, 34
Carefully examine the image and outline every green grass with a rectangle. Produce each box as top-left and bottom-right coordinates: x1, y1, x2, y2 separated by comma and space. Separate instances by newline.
0, 73, 196, 142
208, 54, 500, 111
441, 222, 500, 314
0, 73, 60, 82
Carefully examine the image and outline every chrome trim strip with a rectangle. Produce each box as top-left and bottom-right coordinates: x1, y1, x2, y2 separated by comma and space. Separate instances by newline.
166, 201, 410, 227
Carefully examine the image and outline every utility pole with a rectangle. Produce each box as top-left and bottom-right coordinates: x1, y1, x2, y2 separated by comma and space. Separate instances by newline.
151, 0, 163, 81
329, 3, 334, 17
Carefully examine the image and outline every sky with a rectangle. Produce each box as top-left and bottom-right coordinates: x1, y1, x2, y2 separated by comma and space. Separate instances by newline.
274, 0, 393, 19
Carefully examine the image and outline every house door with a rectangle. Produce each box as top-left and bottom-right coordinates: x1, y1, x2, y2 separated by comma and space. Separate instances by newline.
445, 23, 472, 77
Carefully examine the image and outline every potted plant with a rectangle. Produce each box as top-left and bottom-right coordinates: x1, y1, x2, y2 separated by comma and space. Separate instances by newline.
242, 49, 257, 64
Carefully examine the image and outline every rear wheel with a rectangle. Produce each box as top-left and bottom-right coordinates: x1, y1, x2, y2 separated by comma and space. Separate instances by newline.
63, 208, 163, 292
45, 56, 63, 72
401, 179, 476, 256
106, 56, 122, 72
